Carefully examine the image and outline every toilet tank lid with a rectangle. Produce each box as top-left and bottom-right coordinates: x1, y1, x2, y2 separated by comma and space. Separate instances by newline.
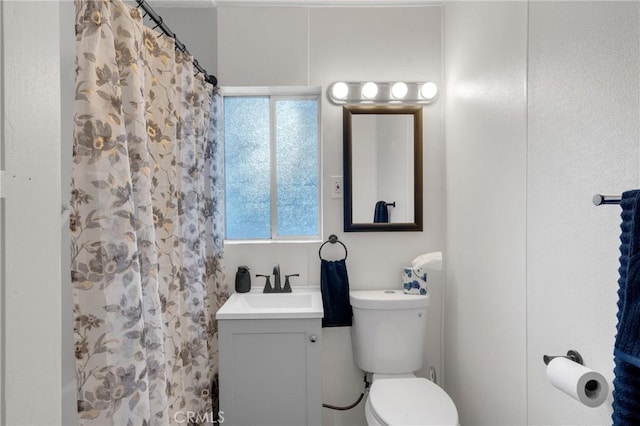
350, 290, 429, 309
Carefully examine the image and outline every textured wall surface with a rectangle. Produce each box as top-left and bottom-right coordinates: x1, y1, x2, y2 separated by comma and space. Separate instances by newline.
445, 1, 640, 425
146, 4, 218, 74
2, 1, 63, 424
444, 2, 528, 425
527, 2, 640, 424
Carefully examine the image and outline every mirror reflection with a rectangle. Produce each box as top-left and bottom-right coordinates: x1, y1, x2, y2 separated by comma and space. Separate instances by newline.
343, 105, 423, 232
351, 114, 414, 223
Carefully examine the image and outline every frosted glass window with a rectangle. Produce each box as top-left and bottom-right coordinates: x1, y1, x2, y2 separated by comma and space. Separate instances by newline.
224, 91, 320, 240
224, 97, 271, 239
276, 99, 319, 236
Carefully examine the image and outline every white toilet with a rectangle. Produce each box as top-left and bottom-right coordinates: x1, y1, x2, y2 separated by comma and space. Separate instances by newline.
350, 290, 459, 426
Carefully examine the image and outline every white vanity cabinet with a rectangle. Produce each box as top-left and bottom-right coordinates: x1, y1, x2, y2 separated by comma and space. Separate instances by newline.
218, 318, 322, 426
216, 290, 324, 426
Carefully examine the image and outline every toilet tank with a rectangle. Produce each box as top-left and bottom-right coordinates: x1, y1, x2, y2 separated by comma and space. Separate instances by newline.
350, 290, 429, 374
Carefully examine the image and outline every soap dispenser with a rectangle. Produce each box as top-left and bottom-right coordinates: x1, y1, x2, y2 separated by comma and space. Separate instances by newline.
235, 266, 251, 293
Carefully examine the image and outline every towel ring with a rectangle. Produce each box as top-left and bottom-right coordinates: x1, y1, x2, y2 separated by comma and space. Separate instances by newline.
319, 234, 348, 260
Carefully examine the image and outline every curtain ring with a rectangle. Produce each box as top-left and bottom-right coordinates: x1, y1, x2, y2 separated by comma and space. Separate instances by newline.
193, 59, 202, 74
152, 16, 163, 30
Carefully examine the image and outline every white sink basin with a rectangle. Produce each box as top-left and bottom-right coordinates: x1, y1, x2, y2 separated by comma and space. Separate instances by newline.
216, 288, 324, 320
243, 293, 313, 309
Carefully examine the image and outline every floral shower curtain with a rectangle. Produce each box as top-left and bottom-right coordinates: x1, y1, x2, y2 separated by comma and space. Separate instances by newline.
71, 1, 228, 424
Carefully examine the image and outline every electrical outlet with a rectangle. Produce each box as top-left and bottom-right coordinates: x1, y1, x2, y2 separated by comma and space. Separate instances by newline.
330, 176, 343, 199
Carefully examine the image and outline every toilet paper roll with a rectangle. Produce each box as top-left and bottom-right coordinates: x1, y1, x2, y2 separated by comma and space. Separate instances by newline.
546, 357, 609, 408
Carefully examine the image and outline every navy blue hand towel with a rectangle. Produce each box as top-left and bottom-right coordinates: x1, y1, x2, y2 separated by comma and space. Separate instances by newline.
320, 259, 353, 327
612, 190, 640, 425
374, 201, 389, 223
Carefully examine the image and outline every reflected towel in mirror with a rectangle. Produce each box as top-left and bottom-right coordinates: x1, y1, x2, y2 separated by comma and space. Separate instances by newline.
373, 201, 389, 223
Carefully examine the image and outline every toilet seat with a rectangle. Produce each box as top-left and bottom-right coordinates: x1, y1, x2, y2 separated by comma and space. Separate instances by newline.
367, 377, 458, 426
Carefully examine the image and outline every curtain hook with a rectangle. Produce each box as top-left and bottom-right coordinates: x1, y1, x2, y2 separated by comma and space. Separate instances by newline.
152, 16, 163, 30
136, 0, 147, 16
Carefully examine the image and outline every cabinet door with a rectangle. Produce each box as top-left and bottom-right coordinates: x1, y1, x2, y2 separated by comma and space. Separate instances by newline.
219, 319, 321, 426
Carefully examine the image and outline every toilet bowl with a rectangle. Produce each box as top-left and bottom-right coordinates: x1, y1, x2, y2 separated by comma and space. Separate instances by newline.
364, 375, 458, 426
350, 290, 459, 426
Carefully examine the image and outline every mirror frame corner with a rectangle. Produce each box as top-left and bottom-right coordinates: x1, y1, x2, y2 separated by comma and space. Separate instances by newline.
342, 104, 423, 232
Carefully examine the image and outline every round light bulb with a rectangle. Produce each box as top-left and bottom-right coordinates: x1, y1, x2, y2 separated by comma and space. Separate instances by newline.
331, 82, 349, 100
361, 82, 378, 100
420, 82, 438, 100
391, 82, 408, 99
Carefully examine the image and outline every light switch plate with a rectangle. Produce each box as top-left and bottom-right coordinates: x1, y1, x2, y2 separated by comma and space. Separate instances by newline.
330, 176, 343, 199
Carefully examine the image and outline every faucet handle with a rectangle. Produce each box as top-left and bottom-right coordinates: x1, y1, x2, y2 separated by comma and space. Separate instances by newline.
283, 274, 299, 293
256, 274, 274, 293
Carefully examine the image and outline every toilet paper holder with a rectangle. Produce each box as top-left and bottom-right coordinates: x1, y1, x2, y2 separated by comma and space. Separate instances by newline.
543, 349, 584, 366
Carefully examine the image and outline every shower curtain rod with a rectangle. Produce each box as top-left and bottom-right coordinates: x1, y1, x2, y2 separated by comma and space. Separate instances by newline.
593, 194, 622, 206
135, 0, 218, 87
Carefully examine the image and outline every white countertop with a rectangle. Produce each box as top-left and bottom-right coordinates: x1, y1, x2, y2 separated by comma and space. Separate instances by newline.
216, 287, 324, 320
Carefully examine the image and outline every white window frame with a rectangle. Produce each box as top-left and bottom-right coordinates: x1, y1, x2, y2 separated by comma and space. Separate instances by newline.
221, 86, 323, 242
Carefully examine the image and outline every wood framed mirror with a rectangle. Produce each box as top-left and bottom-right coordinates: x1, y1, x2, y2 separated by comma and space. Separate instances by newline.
343, 105, 423, 232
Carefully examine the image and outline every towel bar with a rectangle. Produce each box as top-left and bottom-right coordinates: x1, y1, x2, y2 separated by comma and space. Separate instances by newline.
593, 194, 622, 206
319, 234, 348, 260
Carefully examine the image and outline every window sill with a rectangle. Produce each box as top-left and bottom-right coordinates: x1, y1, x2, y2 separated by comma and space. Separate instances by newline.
225, 239, 323, 245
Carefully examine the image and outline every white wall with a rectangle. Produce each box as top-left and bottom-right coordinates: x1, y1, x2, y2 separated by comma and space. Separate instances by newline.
1, 1, 63, 424
0, 0, 4, 416
150, 5, 218, 75
217, 5, 444, 425
444, 3, 528, 425
445, 1, 640, 425
60, 0, 77, 423
527, 2, 639, 424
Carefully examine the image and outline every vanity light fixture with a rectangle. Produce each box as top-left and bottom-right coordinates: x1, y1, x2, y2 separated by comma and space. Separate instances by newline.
420, 82, 438, 101
391, 82, 408, 99
361, 82, 378, 100
331, 82, 349, 100
327, 81, 438, 105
